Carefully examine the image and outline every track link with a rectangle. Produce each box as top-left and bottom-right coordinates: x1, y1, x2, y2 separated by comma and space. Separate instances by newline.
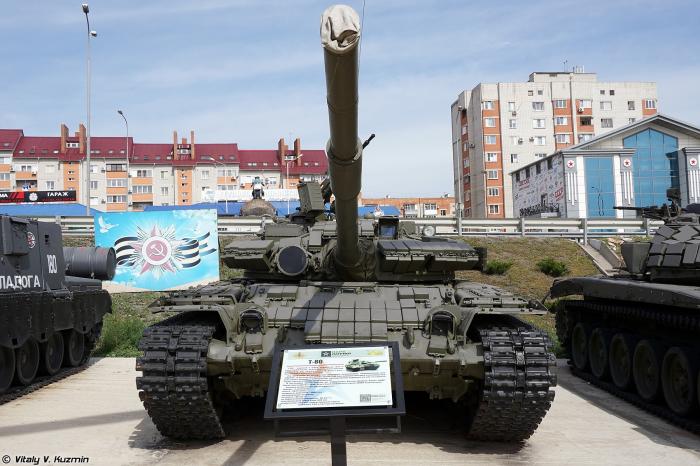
561, 300, 700, 435
467, 328, 557, 441
136, 317, 225, 440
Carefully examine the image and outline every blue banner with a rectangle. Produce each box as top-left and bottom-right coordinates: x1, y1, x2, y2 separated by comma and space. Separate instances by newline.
94, 209, 220, 292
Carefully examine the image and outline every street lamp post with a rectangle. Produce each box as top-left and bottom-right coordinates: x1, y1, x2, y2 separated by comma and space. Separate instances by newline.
117, 110, 130, 210
82, 4, 97, 215
202, 156, 228, 214
285, 153, 303, 215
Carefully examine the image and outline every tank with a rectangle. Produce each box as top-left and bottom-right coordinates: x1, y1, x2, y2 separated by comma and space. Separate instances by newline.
0, 215, 115, 395
551, 190, 700, 429
136, 4, 556, 442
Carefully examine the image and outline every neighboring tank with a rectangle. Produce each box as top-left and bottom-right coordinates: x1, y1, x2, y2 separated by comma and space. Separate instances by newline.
551, 190, 700, 429
0, 215, 115, 395
136, 4, 556, 442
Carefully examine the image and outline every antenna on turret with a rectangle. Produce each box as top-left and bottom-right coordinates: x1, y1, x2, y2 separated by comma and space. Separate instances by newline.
362, 133, 375, 149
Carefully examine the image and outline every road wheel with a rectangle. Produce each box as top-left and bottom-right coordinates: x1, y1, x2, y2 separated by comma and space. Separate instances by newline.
0, 346, 16, 393
15, 339, 40, 385
609, 333, 634, 390
633, 339, 661, 402
570, 322, 589, 370
661, 347, 697, 416
41, 332, 64, 376
64, 330, 85, 367
588, 328, 610, 379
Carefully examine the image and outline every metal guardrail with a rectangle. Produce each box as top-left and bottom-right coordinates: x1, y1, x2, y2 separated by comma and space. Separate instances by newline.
28, 215, 662, 240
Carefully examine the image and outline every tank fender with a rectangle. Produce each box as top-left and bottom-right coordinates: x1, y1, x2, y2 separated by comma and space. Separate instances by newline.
549, 277, 585, 298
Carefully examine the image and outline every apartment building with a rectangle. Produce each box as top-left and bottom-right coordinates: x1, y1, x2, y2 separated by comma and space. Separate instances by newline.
0, 124, 327, 211
359, 195, 455, 218
451, 69, 658, 218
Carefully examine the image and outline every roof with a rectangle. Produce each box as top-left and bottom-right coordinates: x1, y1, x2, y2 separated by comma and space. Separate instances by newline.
0, 203, 99, 216
0, 129, 23, 152
511, 113, 700, 174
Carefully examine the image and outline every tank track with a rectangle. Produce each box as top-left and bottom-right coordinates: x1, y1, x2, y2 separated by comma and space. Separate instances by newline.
136, 315, 225, 440
562, 300, 700, 435
467, 327, 557, 441
0, 327, 99, 406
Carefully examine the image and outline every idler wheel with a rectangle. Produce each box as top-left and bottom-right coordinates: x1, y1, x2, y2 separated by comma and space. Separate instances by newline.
570, 322, 590, 371
588, 328, 610, 380
661, 346, 697, 416
0, 346, 16, 393
609, 333, 634, 390
15, 339, 40, 386
633, 339, 661, 402
41, 332, 65, 375
64, 330, 85, 367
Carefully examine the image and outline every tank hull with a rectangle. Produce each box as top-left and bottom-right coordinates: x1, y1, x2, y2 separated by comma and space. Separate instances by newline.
137, 280, 556, 441
552, 276, 700, 431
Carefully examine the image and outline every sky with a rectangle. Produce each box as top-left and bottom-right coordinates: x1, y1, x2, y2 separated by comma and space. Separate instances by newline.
1, 0, 699, 197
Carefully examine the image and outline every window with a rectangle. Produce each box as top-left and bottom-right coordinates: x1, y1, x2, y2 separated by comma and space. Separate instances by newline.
136, 169, 152, 178
536, 162, 542, 174
90, 197, 99, 206
510, 153, 518, 163
46, 164, 55, 174
423, 203, 437, 211
90, 164, 100, 174
68, 170, 75, 175
160, 170, 168, 179
580, 116, 593, 126
508, 101, 516, 111
515, 172, 521, 182
107, 179, 127, 187
106, 163, 126, 172
462, 142, 468, 152
644, 99, 656, 109
628, 101, 636, 110
532, 118, 546, 129
107, 195, 127, 203
624, 128, 679, 208
600, 90, 606, 95
601, 118, 613, 128
487, 187, 500, 197
161, 187, 169, 195
509, 119, 517, 129
0, 156, 10, 164
600, 101, 612, 111
217, 185, 236, 191
484, 117, 496, 127
90, 181, 98, 190
201, 170, 210, 180
547, 158, 553, 170
555, 134, 571, 144
532, 102, 544, 111
535, 153, 548, 159
217, 168, 236, 177
463, 157, 470, 168
486, 152, 498, 162
488, 204, 500, 214
0, 173, 9, 181
482, 101, 494, 110
609, 90, 615, 96
555, 116, 568, 126
66, 142, 79, 149
628, 118, 636, 124
525, 167, 530, 178
534, 136, 546, 145
484, 135, 497, 145
553, 99, 567, 108
578, 134, 593, 142
511, 136, 521, 145
528, 90, 534, 96
487, 169, 498, 179
461, 125, 467, 135
537, 89, 543, 95
579, 99, 593, 108
133, 185, 153, 194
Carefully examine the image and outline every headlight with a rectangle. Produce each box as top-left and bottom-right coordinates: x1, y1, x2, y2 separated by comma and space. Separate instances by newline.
423, 225, 436, 237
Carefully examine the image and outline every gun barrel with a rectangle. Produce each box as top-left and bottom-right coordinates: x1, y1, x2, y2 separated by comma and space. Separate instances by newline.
63, 247, 116, 281
321, 5, 363, 269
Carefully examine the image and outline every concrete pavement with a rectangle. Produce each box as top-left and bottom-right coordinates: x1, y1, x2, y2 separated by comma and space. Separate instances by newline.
0, 358, 698, 465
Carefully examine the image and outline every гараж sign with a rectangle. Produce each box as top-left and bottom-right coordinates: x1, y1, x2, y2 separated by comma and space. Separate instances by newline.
0, 191, 77, 203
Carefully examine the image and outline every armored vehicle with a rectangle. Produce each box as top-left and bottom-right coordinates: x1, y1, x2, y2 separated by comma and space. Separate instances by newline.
345, 359, 379, 372
136, 4, 556, 442
0, 215, 115, 396
552, 191, 700, 429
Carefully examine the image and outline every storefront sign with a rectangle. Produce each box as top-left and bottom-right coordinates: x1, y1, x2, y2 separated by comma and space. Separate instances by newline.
0, 190, 77, 203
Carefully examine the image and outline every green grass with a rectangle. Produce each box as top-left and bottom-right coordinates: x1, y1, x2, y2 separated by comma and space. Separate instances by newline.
483, 259, 513, 275
536, 258, 570, 277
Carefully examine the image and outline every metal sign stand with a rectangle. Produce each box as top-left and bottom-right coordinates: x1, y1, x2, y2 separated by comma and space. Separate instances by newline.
264, 342, 405, 466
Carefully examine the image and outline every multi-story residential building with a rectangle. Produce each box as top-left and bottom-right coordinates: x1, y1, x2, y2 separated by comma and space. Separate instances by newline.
359, 195, 455, 218
451, 69, 658, 218
0, 124, 327, 211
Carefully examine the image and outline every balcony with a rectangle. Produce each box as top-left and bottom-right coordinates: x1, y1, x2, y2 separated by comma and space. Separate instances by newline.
14, 171, 37, 180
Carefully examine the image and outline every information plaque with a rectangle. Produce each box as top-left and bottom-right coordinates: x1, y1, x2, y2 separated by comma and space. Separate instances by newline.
276, 346, 393, 410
